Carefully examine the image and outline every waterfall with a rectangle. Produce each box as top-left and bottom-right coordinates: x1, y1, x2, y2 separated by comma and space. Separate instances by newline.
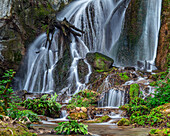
0, 44, 4, 61
15, 33, 59, 93
0, 0, 12, 18
109, 0, 162, 70
15, 0, 162, 98
98, 76, 125, 108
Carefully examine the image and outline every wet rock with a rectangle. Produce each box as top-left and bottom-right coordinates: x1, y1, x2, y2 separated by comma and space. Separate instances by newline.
86, 52, 114, 72
69, 112, 88, 120
85, 115, 110, 123
13, 90, 28, 100
38, 115, 47, 121
76, 107, 81, 112
81, 107, 87, 113
124, 67, 136, 71
117, 118, 130, 126
78, 59, 89, 83
53, 48, 72, 93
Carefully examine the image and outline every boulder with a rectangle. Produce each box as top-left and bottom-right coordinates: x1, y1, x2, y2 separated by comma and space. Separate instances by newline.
81, 107, 87, 113
69, 112, 88, 120
117, 118, 130, 126
86, 52, 114, 72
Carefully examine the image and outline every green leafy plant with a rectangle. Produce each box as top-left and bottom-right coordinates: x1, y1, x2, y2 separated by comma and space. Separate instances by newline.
0, 70, 15, 110
147, 78, 170, 109
7, 107, 40, 123
129, 84, 139, 99
149, 128, 170, 136
54, 116, 88, 135
119, 72, 130, 81
23, 93, 61, 118
120, 97, 149, 117
67, 90, 100, 109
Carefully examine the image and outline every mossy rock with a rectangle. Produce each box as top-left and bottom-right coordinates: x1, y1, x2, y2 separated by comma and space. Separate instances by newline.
117, 118, 130, 126
0, 126, 37, 136
67, 89, 100, 109
0, 116, 37, 136
85, 115, 110, 123
69, 112, 88, 120
129, 84, 139, 99
86, 52, 114, 72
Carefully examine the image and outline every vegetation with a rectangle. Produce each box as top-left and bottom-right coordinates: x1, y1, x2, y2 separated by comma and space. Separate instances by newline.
7, 108, 40, 123
23, 93, 61, 118
117, 118, 130, 126
147, 70, 170, 109
120, 70, 170, 127
67, 89, 100, 109
54, 116, 88, 135
0, 115, 37, 136
0, 70, 40, 125
129, 83, 139, 99
0, 70, 15, 110
119, 72, 130, 81
149, 128, 170, 136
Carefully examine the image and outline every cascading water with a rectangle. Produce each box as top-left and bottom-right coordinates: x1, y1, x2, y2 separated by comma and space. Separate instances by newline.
15, 0, 130, 94
98, 75, 125, 108
108, 0, 162, 70
0, 44, 4, 61
15, 0, 162, 110
0, 0, 12, 18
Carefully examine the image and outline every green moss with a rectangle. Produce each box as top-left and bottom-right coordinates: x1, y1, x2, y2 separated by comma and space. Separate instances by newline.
0, 106, 5, 115
117, 118, 130, 126
67, 90, 100, 109
85, 115, 110, 123
86, 52, 114, 72
119, 72, 130, 81
0, 126, 37, 136
94, 53, 113, 71
149, 128, 170, 135
149, 81, 157, 86
130, 84, 139, 99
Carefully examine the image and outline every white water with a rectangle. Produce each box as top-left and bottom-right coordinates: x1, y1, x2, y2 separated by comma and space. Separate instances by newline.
15, 0, 129, 94
109, 0, 162, 71
0, 0, 12, 18
15, 0, 162, 104
0, 44, 4, 61
98, 76, 125, 108
138, 0, 162, 70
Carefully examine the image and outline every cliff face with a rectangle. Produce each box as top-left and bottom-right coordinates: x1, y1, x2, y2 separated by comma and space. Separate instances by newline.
156, 0, 170, 70
0, 0, 70, 76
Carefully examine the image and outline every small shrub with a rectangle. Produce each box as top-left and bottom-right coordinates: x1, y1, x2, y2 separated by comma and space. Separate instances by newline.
129, 84, 139, 99
149, 128, 170, 136
120, 97, 149, 116
0, 70, 15, 110
67, 90, 100, 109
147, 78, 170, 109
119, 72, 130, 81
7, 109, 40, 123
23, 93, 61, 118
54, 117, 88, 135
